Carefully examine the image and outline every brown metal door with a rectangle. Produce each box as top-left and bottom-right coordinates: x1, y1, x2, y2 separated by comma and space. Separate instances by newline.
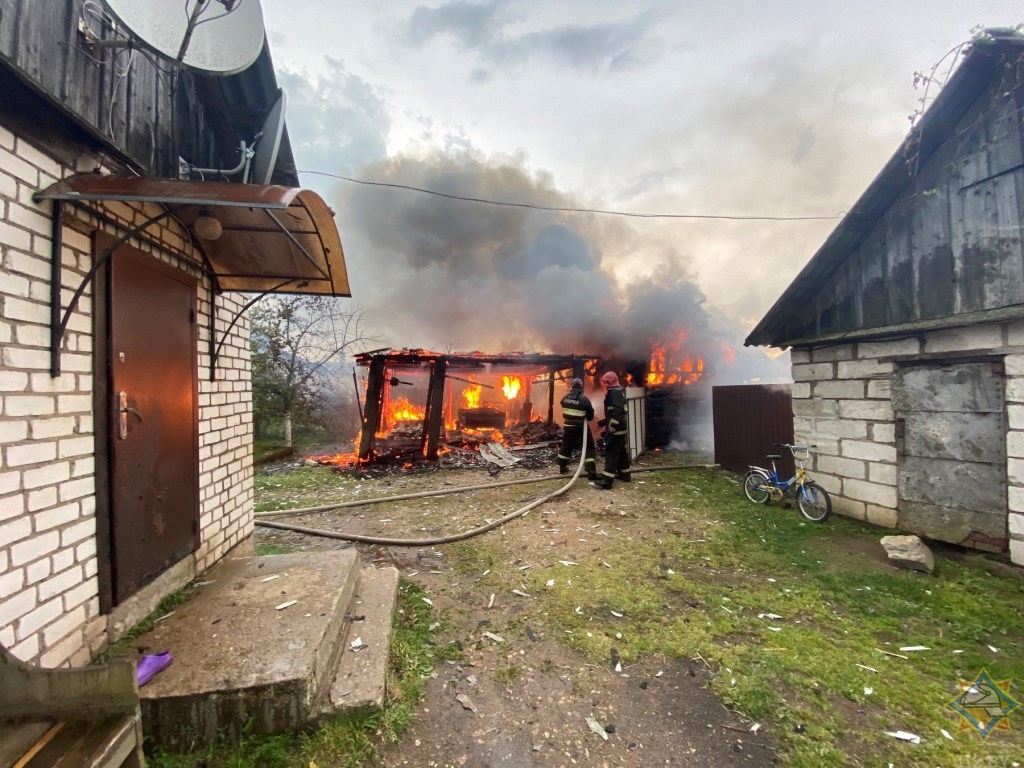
107, 239, 198, 603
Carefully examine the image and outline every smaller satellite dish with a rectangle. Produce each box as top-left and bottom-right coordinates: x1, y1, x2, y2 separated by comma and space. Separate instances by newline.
246, 89, 286, 185
100, 0, 265, 75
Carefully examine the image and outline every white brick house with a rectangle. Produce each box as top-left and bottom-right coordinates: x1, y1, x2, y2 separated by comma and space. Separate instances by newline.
1, 5, 350, 666
746, 31, 1024, 566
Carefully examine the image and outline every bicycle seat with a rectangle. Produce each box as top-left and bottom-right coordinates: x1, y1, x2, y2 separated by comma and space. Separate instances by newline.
765, 454, 782, 460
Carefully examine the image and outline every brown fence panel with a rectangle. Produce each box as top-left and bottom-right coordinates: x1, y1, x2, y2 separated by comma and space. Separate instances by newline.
712, 384, 794, 476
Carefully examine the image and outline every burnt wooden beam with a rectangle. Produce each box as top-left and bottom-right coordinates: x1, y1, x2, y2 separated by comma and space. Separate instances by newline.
357, 355, 387, 460
424, 357, 448, 461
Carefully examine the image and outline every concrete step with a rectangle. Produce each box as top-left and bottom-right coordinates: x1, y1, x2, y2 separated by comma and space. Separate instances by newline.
138, 549, 360, 749
321, 565, 400, 718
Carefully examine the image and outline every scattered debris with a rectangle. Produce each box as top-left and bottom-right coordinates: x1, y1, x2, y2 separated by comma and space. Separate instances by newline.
487, 594, 495, 609
512, 589, 531, 597
422, 597, 434, 606
885, 730, 921, 744
940, 729, 953, 740
558, 560, 578, 566
610, 610, 623, 618
864, 687, 873, 696
350, 637, 367, 651
260, 574, 281, 583
988, 645, 1000, 653
880, 535, 935, 573
275, 600, 298, 611
855, 664, 878, 673
455, 693, 477, 713
482, 631, 504, 643
758, 612, 784, 620
899, 646, 929, 652
585, 716, 609, 740
877, 649, 909, 660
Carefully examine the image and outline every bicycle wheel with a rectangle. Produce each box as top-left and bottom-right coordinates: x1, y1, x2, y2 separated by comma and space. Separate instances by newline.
797, 482, 831, 522
743, 470, 772, 504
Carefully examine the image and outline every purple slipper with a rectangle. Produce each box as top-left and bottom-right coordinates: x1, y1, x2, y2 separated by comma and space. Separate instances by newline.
136, 651, 173, 686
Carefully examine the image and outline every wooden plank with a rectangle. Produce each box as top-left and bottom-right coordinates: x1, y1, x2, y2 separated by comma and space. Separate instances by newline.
884, 198, 915, 322
0, 0, 20, 57
0, 721, 54, 768
859, 225, 888, 328
960, 176, 1022, 310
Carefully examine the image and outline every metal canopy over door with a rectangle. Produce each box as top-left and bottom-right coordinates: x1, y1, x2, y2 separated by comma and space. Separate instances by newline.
892, 360, 1008, 552
99, 234, 199, 604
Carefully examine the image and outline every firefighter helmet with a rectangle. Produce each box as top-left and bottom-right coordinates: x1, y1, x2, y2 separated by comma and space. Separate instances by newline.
601, 371, 619, 387
570, 377, 583, 390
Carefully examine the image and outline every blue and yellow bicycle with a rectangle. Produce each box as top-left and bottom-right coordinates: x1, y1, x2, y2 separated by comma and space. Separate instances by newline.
743, 443, 832, 522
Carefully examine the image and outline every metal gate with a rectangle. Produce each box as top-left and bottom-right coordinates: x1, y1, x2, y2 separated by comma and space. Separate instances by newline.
712, 384, 794, 475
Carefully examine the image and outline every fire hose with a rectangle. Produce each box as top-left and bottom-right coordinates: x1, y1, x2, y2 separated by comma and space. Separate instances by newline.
254, 431, 713, 547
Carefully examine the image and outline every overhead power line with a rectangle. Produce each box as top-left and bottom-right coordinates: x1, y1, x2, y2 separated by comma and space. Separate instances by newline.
297, 170, 843, 222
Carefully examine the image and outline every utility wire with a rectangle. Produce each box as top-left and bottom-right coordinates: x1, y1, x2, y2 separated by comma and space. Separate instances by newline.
297, 170, 843, 222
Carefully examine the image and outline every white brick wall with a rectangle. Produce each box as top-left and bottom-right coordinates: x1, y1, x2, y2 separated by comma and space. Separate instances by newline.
1, 134, 254, 666
793, 328, 1024, 565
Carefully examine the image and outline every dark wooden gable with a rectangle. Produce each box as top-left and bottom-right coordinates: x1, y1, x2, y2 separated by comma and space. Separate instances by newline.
0, 0, 295, 184
746, 33, 1024, 348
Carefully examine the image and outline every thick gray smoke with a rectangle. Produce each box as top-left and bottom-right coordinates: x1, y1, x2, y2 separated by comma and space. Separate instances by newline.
334, 149, 787, 384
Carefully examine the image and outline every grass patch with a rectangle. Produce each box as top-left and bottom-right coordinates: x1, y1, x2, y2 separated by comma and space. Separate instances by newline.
509, 467, 1024, 766
93, 586, 193, 664
253, 465, 358, 514
254, 542, 295, 556
147, 578, 449, 768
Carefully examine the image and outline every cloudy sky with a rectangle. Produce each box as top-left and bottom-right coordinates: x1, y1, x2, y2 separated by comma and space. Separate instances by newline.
259, 1, 1021, 383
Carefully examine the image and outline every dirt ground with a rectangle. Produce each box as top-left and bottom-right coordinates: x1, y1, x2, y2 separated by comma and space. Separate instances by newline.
255, 453, 778, 767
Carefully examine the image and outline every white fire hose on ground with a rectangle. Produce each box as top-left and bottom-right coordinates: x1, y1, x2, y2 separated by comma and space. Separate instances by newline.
254, 430, 713, 547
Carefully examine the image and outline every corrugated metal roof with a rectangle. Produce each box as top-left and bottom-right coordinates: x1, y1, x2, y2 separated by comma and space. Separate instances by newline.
745, 30, 1024, 348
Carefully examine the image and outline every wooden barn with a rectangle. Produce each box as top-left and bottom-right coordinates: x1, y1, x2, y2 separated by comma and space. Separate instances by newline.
0, 1, 350, 669
746, 30, 1024, 566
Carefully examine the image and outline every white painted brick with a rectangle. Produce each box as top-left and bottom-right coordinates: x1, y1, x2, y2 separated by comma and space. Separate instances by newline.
1005, 355, 1024, 377
0, 420, 28, 441
22, 462, 71, 491
57, 394, 91, 413
1009, 487, 1024, 514
72, 457, 94, 478
831, 495, 866, 521
0, 369, 29, 390
75, 537, 96, 563
29, 416, 76, 440
811, 418, 869, 440
58, 478, 93, 502
16, 597, 62, 639
10, 634, 39, 663
1009, 431, 1024, 459
15, 138, 63, 178
0, 515, 32, 546
58, 436, 92, 459
815, 380, 865, 400
811, 345, 854, 362
792, 362, 834, 382
1010, 458, 1024, 486
37, 566, 82, 602
0, 568, 25, 600
5, 440, 58, 467
869, 462, 897, 486
0, 492, 26, 522
39, 630, 83, 668
4, 248, 49, 280
25, 557, 50, 584
0, 625, 13, 650
62, 581, 94, 612
845, 479, 898, 507
10, 530, 60, 567
866, 505, 898, 528
52, 547, 75, 573
27, 486, 58, 512
1007, 379, 1024, 404
837, 359, 893, 379
925, 325, 1003, 353
866, 379, 892, 399
857, 338, 922, 358
843, 439, 897, 463
60, 519, 94, 547
1009, 511, 1024, 535
839, 399, 893, 421
4, 395, 56, 417
1011, 539, 1024, 567
817, 455, 866, 480
3, 346, 50, 370
33, 503, 79, 532
0, 147, 38, 184
872, 423, 895, 443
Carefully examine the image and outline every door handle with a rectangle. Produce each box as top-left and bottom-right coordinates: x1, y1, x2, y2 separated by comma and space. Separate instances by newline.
118, 391, 144, 439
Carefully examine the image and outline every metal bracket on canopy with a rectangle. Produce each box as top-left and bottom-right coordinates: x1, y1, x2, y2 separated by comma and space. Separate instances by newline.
208, 277, 307, 381
47, 201, 177, 377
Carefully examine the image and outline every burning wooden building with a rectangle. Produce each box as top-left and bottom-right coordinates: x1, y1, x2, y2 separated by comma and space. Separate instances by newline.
354, 350, 601, 462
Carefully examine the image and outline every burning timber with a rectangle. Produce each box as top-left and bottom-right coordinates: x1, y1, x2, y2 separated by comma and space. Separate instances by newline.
352, 349, 601, 462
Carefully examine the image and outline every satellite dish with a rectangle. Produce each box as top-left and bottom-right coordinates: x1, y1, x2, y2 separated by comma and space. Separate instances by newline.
246, 89, 286, 185
100, 0, 265, 75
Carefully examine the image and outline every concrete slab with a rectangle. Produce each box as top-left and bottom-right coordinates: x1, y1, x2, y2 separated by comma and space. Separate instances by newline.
326, 566, 400, 716
138, 549, 359, 748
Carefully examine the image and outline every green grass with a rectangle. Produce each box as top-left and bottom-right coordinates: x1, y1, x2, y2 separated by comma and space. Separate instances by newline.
253, 465, 358, 514
511, 467, 1024, 766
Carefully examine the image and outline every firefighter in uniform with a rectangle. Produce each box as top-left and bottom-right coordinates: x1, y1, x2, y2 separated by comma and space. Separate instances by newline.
556, 378, 598, 480
596, 371, 631, 490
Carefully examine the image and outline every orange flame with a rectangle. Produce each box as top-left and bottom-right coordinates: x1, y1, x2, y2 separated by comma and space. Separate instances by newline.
463, 379, 482, 408
388, 396, 424, 422
647, 330, 705, 386
501, 375, 522, 400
